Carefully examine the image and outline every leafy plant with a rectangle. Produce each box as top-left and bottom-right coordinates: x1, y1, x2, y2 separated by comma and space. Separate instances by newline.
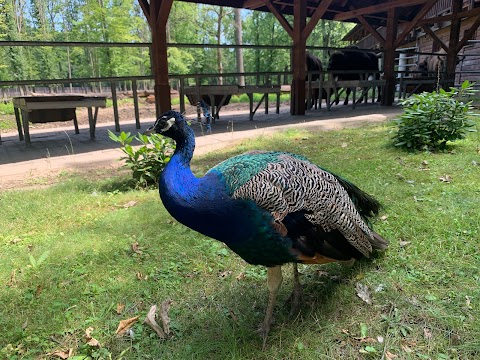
108, 130, 175, 187
392, 80, 478, 151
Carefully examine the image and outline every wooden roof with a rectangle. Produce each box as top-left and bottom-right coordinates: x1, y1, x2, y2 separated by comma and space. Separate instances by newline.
176, 0, 428, 27
142, 0, 478, 115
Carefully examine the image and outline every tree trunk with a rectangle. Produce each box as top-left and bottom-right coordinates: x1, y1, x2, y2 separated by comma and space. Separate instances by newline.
234, 8, 245, 86
216, 7, 224, 85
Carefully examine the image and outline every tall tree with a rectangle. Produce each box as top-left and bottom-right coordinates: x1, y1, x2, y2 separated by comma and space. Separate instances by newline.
234, 8, 245, 86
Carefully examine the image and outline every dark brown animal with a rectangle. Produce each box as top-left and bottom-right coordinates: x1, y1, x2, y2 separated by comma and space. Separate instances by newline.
327, 46, 381, 105
305, 52, 327, 110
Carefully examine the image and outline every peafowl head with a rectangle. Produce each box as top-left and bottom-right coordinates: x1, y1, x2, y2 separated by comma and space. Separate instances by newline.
144, 110, 187, 141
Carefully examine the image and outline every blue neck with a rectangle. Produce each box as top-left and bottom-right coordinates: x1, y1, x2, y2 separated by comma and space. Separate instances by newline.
159, 126, 199, 206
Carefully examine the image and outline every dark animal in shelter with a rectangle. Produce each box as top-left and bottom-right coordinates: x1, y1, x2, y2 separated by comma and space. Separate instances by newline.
327, 46, 381, 105
305, 52, 327, 109
145, 110, 388, 348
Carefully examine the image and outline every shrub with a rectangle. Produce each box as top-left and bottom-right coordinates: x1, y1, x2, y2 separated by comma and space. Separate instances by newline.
392, 80, 478, 151
108, 130, 175, 187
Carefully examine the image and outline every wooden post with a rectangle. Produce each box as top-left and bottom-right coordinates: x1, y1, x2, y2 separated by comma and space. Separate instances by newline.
383, 8, 397, 106
145, 0, 173, 117
290, 0, 307, 115
445, 0, 462, 89
132, 80, 140, 129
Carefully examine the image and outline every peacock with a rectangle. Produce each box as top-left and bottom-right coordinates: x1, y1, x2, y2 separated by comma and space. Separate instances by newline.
145, 110, 388, 347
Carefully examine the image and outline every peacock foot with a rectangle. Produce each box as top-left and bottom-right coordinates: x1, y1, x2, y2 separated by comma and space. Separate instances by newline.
257, 317, 275, 350
284, 285, 303, 317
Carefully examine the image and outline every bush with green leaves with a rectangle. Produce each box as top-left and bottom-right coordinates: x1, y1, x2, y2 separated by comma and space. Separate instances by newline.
108, 130, 175, 186
392, 80, 478, 151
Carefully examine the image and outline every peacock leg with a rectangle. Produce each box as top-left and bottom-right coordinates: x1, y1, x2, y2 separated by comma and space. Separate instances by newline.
259, 265, 283, 349
289, 263, 303, 316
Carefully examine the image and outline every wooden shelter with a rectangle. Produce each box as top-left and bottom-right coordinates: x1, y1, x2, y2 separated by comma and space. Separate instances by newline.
138, 0, 480, 116
346, 0, 480, 85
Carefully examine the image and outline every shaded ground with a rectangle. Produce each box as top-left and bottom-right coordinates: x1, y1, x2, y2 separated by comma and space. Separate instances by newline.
0, 101, 401, 190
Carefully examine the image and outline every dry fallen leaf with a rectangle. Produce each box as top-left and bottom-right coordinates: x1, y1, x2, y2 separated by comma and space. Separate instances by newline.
143, 305, 167, 339
131, 242, 142, 254
385, 351, 398, 360
136, 272, 147, 281
117, 303, 125, 315
450, 333, 461, 346
160, 300, 172, 335
423, 327, 433, 339
355, 283, 372, 305
7, 269, 17, 287
218, 270, 232, 278
50, 349, 73, 359
35, 284, 43, 298
122, 200, 138, 208
84, 327, 101, 348
236, 272, 245, 281
438, 175, 452, 183
399, 240, 411, 247
229, 309, 238, 322
116, 316, 140, 336
353, 336, 377, 343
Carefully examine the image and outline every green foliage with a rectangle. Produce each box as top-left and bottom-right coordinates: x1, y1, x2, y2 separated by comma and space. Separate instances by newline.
392, 81, 478, 151
108, 130, 175, 187
0, 101, 14, 115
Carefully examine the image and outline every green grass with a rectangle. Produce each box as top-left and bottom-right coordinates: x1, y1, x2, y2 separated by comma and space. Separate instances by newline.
1, 119, 479, 359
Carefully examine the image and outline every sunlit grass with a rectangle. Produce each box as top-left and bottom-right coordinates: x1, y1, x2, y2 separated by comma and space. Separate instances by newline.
1, 118, 479, 359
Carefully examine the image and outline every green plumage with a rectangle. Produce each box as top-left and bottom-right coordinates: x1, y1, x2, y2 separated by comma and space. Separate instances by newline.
209, 151, 310, 194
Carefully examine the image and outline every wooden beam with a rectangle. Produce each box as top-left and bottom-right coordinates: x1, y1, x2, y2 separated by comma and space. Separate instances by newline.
157, 0, 174, 27
291, 0, 307, 115
421, 24, 448, 52
445, 0, 462, 89
138, 0, 150, 20
334, 0, 427, 21
383, 7, 397, 106
243, 0, 266, 10
264, 0, 293, 38
394, 0, 437, 48
148, 0, 172, 115
417, 7, 480, 25
357, 14, 385, 46
303, 0, 334, 39
456, 15, 480, 51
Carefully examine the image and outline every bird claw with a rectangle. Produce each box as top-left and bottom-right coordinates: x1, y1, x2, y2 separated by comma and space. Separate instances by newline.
284, 288, 303, 317
256, 318, 275, 350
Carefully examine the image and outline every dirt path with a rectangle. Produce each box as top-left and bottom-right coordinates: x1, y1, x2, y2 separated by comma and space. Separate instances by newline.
0, 103, 401, 190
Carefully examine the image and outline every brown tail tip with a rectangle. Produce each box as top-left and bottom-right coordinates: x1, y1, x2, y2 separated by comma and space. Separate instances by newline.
371, 231, 389, 251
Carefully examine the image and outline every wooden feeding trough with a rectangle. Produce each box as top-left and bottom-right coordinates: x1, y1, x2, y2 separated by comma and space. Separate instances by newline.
12, 95, 107, 144
184, 85, 238, 120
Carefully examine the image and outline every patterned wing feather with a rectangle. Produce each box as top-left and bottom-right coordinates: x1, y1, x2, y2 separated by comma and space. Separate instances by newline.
212, 152, 379, 258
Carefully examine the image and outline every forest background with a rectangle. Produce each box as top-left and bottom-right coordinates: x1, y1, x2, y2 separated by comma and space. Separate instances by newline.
0, 0, 354, 88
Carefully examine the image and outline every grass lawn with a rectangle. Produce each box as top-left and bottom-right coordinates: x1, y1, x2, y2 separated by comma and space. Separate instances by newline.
1, 119, 479, 359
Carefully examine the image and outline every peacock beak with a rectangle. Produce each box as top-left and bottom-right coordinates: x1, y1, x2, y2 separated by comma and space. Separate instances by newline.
143, 125, 155, 135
